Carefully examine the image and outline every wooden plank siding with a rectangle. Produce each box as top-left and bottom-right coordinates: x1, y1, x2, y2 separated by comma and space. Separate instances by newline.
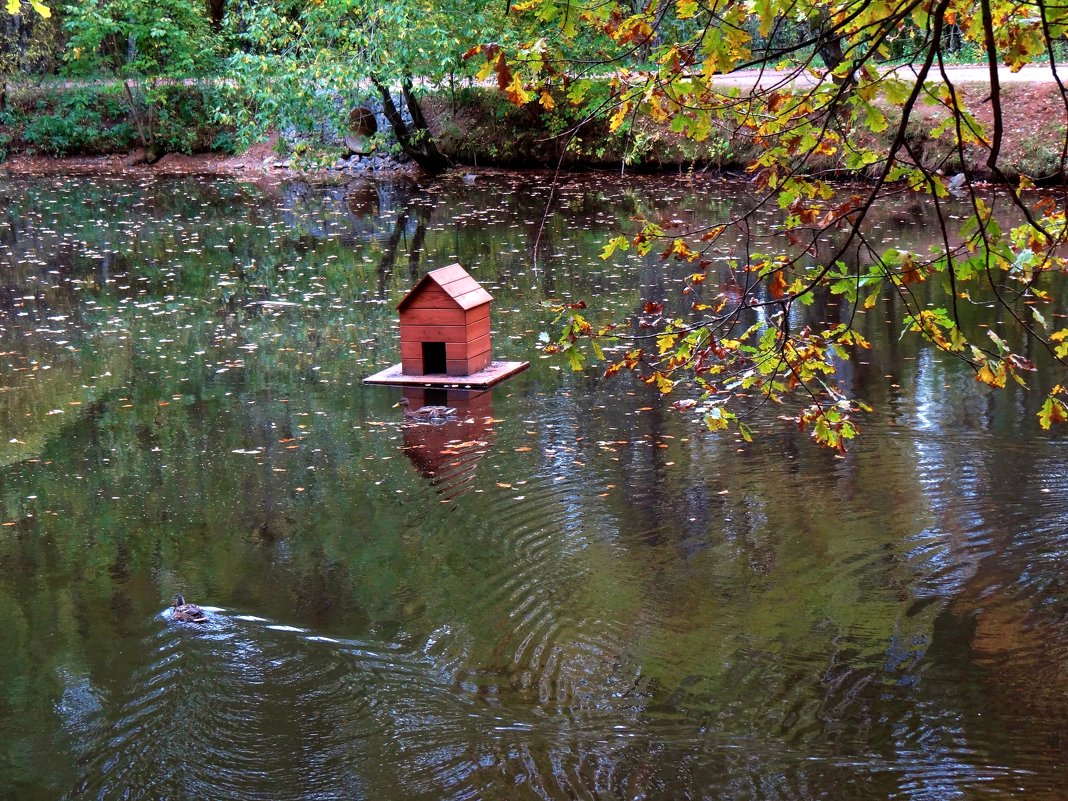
446, 354, 491, 376
399, 317, 491, 346
446, 335, 490, 360
400, 305, 488, 327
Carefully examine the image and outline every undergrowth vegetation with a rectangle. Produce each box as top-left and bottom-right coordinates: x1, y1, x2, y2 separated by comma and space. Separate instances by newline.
1, 83, 232, 159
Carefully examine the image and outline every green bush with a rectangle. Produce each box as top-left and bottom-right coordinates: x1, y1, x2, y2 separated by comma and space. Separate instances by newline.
11, 83, 231, 158
20, 87, 137, 156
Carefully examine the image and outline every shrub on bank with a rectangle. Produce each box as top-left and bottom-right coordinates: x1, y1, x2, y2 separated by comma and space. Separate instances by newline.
0, 82, 234, 160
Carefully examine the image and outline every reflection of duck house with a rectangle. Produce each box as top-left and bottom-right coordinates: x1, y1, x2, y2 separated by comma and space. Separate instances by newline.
400, 388, 495, 500
363, 264, 529, 389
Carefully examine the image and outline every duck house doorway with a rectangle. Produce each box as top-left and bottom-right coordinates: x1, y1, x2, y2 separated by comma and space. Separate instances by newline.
422, 342, 447, 374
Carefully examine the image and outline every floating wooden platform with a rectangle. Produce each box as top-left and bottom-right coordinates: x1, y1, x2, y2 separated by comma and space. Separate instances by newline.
362, 360, 530, 389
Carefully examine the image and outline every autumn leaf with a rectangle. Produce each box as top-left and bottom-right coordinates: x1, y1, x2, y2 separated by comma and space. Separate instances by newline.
504, 68, 529, 103
1007, 353, 1037, 372
1039, 396, 1068, 429
646, 371, 675, 393
976, 362, 1007, 388
615, 16, 652, 45
600, 235, 629, 260
768, 269, 788, 299
657, 331, 679, 354
8, 0, 50, 15
609, 100, 631, 132
676, 0, 698, 19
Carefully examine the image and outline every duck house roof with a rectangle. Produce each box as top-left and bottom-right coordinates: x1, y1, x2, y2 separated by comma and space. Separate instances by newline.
397, 263, 493, 312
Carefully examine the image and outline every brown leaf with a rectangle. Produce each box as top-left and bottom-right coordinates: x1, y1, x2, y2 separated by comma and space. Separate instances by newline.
768, 269, 788, 299
1008, 353, 1037, 372
495, 53, 512, 92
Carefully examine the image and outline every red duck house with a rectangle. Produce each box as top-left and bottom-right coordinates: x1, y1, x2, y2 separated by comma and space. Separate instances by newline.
398, 264, 492, 376
363, 263, 528, 389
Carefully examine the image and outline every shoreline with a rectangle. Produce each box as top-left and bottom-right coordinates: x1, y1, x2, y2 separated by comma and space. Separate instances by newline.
2, 74, 1065, 183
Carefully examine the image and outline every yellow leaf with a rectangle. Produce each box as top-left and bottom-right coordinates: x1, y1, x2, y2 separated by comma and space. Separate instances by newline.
5, 0, 19, 13
609, 100, 631, 132
505, 73, 531, 105
676, 0, 698, 18
646, 371, 674, 394
976, 363, 1006, 388
539, 90, 555, 110
475, 59, 495, 82
657, 332, 679, 354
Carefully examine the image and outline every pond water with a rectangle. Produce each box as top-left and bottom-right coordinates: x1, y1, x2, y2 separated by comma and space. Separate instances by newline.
0, 172, 1066, 800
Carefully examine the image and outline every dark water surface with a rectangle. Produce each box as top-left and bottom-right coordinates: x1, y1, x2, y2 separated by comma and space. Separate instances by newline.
0, 173, 1066, 800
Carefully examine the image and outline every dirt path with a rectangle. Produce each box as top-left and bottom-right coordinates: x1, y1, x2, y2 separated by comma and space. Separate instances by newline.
708, 63, 1067, 87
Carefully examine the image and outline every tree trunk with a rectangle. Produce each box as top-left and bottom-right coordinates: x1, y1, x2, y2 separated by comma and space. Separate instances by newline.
371, 75, 448, 174
206, 0, 227, 30
810, 11, 849, 81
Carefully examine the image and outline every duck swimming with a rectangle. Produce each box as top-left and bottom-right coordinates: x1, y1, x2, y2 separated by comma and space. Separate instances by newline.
171, 595, 208, 624
393, 397, 456, 423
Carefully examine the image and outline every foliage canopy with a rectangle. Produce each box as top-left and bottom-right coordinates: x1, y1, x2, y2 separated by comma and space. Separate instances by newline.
475, 0, 1068, 449
62, 0, 219, 157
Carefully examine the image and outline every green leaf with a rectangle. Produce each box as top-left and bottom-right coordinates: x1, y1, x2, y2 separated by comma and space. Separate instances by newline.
566, 347, 585, 371
600, 235, 629, 260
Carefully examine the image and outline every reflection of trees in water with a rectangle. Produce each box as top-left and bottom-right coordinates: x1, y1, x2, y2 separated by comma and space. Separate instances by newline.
374, 199, 433, 298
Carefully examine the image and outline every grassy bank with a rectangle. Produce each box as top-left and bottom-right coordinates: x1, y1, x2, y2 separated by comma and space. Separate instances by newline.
427, 81, 1068, 183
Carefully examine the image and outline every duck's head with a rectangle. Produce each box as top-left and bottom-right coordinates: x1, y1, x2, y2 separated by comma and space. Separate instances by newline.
172, 594, 186, 607
392, 398, 412, 409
